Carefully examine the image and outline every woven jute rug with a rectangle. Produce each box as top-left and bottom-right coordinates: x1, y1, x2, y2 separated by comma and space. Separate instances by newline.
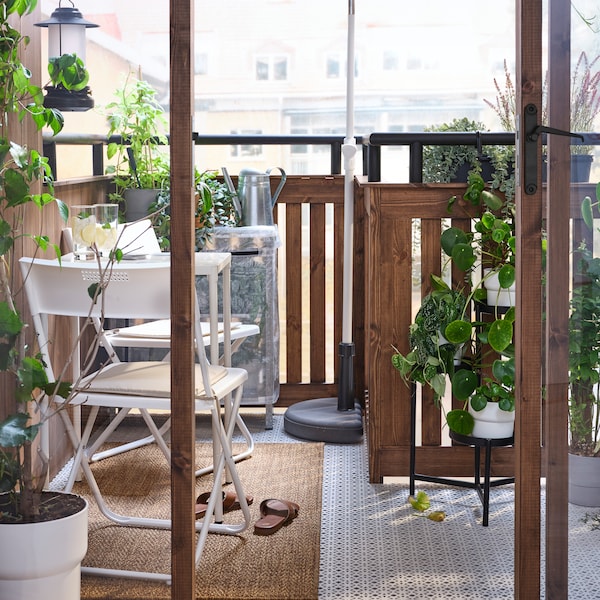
77, 441, 323, 600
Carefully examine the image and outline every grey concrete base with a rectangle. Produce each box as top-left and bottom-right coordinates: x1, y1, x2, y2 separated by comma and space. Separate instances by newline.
283, 397, 363, 443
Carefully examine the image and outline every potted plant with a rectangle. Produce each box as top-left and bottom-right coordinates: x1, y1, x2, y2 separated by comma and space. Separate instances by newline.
445, 166, 516, 306
104, 72, 170, 221
569, 183, 600, 505
423, 117, 514, 184
150, 169, 240, 251
393, 167, 517, 437
486, 53, 600, 182
567, 51, 600, 181
0, 4, 96, 597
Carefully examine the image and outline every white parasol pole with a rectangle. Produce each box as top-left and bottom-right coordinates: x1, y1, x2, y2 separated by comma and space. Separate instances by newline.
338, 0, 357, 410
282, 0, 362, 440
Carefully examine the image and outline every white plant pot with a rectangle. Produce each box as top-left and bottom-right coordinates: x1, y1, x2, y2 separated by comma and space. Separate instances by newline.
0, 494, 88, 600
468, 400, 515, 439
569, 453, 600, 507
484, 268, 515, 308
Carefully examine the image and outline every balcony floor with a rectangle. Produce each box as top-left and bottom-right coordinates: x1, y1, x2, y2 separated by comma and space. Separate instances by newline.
51, 408, 600, 599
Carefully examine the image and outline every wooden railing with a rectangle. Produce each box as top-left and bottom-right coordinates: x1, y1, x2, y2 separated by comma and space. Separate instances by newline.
49, 174, 365, 410
43, 174, 600, 483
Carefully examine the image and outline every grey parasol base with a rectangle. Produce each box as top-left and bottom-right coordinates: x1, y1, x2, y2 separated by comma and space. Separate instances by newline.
283, 397, 363, 444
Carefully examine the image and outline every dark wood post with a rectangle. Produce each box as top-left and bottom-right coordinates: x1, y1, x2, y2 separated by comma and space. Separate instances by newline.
170, 0, 196, 597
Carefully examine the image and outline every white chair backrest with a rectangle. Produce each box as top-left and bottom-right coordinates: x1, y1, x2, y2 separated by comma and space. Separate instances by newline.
19, 257, 171, 321
19, 256, 210, 385
117, 220, 161, 255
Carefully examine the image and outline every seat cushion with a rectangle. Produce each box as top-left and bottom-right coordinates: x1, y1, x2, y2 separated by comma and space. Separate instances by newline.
79, 361, 227, 397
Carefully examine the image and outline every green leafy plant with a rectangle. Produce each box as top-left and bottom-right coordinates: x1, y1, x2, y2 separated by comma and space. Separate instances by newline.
47, 53, 90, 91
570, 183, 600, 456
105, 73, 170, 200
422, 118, 489, 183
391, 275, 468, 402
0, 1, 109, 522
149, 169, 239, 251
394, 166, 517, 436
486, 52, 600, 155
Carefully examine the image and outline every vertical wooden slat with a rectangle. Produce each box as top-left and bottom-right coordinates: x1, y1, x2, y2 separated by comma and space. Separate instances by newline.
544, 0, 571, 597
515, 2, 543, 598
286, 203, 303, 383
310, 203, 326, 382
420, 218, 442, 446
170, 0, 196, 597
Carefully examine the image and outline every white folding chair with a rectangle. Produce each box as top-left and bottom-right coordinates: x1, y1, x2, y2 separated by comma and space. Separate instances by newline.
87, 251, 259, 472
19, 255, 252, 581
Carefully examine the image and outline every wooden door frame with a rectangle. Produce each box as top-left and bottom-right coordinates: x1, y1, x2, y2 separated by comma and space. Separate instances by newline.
515, 2, 543, 598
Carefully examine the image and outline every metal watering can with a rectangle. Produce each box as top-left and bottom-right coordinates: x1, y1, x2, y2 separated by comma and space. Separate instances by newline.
237, 167, 286, 226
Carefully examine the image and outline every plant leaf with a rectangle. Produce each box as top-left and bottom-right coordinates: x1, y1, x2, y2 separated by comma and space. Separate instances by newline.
581, 195, 594, 230
452, 369, 478, 400
427, 511, 446, 522
408, 491, 431, 512
446, 409, 475, 435
497, 264, 515, 289
451, 243, 476, 271
444, 319, 472, 344
488, 319, 513, 353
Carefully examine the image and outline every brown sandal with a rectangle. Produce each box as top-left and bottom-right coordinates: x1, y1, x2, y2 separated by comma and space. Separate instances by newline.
253, 499, 299, 535
195, 489, 254, 519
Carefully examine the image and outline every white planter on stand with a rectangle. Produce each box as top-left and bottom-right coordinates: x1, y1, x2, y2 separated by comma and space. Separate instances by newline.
468, 401, 515, 439
0, 494, 88, 600
484, 269, 515, 308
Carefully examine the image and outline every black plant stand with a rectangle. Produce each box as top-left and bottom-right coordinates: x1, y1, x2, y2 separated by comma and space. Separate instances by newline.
409, 384, 514, 526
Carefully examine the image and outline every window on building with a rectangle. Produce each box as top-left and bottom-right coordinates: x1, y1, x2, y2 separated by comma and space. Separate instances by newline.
326, 54, 341, 78
195, 52, 208, 75
383, 50, 399, 71
256, 55, 288, 80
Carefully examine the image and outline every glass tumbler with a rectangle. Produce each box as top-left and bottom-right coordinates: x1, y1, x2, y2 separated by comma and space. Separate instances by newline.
94, 203, 119, 256
70, 205, 96, 260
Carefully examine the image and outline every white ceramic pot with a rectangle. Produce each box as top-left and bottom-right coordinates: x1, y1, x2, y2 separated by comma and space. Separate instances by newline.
468, 400, 515, 439
0, 494, 88, 600
569, 453, 600, 507
484, 269, 515, 308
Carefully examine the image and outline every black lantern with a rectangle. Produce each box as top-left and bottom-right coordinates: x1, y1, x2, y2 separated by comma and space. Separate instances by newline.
35, 1, 99, 112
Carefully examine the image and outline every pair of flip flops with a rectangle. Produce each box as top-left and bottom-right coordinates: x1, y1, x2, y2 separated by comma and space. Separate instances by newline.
195, 489, 254, 519
253, 498, 299, 536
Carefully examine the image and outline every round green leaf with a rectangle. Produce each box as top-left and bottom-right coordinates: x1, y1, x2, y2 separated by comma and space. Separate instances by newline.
488, 319, 513, 353
480, 211, 496, 230
441, 227, 469, 257
451, 369, 478, 400
492, 357, 515, 385
469, 392, 488, 411
446, 409, 475, 435
451, 243, 476, 271
444, 319, 472, 344
497, 264, 515, 289
481, 190, 503, 211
